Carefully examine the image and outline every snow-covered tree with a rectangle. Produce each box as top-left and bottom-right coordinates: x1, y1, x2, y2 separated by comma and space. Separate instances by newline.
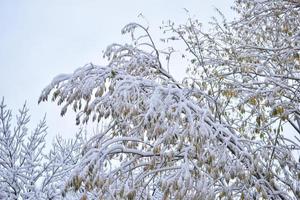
165, 0, 300, 135
39, 0, 300, 199
0, 98, 85, 199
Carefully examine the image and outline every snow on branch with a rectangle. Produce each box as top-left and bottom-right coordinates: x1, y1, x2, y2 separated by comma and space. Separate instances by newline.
0, 98, 86, 199
39, 20, 299, 199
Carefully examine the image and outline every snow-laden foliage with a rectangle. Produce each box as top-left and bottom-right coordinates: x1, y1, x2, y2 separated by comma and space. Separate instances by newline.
40, 1, 300, 199
165, 0, 300, 137
0, 98, 85, 199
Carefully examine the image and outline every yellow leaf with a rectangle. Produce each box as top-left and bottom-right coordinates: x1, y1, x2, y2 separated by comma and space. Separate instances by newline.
248, 97, 257, 105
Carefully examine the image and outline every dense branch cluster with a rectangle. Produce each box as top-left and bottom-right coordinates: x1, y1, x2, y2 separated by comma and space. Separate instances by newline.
39, 0, 300, 199
0, 99, 85, 199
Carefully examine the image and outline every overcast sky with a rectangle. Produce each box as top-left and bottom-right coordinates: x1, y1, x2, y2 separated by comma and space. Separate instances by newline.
0, 0, 234, 143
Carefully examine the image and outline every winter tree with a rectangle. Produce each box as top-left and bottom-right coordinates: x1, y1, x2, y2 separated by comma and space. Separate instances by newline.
0, 98, 86, 199
39, 0, 300, 199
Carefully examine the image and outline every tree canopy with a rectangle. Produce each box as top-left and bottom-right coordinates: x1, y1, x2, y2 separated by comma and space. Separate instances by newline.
40, 0, 300, 199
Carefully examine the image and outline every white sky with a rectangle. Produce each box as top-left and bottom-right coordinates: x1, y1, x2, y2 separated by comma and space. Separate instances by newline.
0, 0, 234, 143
